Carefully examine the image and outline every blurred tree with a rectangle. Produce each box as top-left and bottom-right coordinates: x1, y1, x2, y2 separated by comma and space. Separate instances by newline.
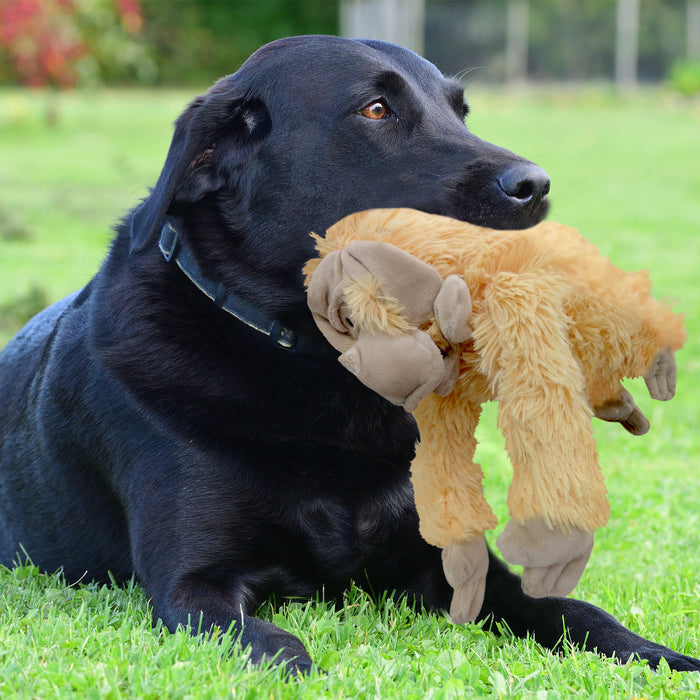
74, 0, 156, 85
141, 0, 338, 85
528, 0, 614, 82
0, 0, 86, 87
0, 0, 154, 88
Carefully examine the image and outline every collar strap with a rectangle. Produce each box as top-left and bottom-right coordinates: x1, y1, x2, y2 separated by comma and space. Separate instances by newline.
158, 218, 325, 355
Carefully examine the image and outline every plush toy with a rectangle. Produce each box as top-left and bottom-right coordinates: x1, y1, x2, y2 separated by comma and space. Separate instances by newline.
303, 208, 685, 623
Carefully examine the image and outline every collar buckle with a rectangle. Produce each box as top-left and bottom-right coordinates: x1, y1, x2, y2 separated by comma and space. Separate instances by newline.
270, 321, 299, 351
159, 221, 180, 263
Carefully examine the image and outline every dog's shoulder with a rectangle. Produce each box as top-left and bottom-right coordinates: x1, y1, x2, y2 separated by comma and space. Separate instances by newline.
0, 287, 92, 411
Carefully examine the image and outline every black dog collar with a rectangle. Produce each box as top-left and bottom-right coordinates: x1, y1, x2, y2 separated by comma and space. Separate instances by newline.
158, 218, 325, 355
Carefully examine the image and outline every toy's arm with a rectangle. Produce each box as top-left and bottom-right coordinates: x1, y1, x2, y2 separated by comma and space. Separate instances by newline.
411, 390, 497, 622
472, 269, 609, 598
593, 348, 677, 435
500, 350, 677, 597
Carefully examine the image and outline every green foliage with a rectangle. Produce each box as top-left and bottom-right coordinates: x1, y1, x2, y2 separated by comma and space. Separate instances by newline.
669, 59, 700, 97
0, 285, 48, 333
527, 0, 615, 81
0, 86, 699, 695
0, 0, 151, 88
74, 0, 157, 86
141, 0, 338, 85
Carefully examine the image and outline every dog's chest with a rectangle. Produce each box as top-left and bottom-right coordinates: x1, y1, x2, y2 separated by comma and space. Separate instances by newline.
293, 477, 414, 575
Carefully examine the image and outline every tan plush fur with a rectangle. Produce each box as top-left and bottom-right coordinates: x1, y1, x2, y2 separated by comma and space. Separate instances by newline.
342, 275, 413, 336
304, 208, 685, 549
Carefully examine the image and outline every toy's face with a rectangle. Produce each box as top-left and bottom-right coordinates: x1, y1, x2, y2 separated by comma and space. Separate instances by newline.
306, 228, 473, 410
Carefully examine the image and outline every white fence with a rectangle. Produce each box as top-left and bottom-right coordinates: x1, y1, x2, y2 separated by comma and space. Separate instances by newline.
341, 0, 700, 85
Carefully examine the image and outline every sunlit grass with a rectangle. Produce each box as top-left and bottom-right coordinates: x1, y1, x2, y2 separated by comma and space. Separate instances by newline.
0, 86, 699, 697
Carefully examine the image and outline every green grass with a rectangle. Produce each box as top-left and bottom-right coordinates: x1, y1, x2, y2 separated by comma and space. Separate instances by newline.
1, 87, 700, 697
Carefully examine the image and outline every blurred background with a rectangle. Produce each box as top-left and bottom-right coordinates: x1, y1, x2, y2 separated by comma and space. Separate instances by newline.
0, 6, 699, 665
0, 0, 699, 93
1, 0, 699, 347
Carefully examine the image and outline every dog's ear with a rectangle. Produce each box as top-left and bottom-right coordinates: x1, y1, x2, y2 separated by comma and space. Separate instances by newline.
129, 87, 271, 254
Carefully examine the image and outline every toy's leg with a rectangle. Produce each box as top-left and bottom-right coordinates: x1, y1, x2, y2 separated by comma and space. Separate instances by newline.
412, 389, 497, 622
474, 272, 609, 597
411, 391, 497, 546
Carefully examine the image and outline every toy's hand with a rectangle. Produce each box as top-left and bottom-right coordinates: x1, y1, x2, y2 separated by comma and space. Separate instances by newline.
644, 348, 676, 401
496, 517, 594, 598
594, 350, 677, 435
442, 537, 489, 624
594, 388, 650, 436
339, 328, 447, 411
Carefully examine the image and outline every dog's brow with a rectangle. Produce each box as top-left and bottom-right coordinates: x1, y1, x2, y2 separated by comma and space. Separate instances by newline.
373, 70, 408, 95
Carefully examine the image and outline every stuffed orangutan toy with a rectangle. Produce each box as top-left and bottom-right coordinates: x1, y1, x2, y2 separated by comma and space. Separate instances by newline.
303, 208, 685, 624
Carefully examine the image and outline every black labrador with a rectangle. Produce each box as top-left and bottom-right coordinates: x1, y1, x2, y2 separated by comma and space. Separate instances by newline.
0, 35, 697, 674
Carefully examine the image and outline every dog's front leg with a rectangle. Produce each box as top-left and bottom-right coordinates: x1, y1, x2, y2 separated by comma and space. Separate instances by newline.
124, 474, 314, 675
153, 575, 313, 673
478, 549, 700, 672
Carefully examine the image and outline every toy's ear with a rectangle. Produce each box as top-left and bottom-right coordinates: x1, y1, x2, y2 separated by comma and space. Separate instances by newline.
434, 275, 472, 344
307, 248, 358, 353
129, 84, 271, 254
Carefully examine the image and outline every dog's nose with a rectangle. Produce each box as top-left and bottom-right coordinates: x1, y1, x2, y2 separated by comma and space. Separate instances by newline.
497, 164, 551, 215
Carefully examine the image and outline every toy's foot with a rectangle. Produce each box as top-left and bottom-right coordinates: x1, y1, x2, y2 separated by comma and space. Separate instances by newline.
496, 518, 594, 598
441, 537, 489, 624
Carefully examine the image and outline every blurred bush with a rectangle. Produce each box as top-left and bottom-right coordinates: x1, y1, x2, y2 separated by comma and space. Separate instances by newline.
75, 0, 157, 85
0, 285, 49, 333
668, 59, 700, 96
141, 0, 338, 85
0, 0, 337, 87
0, 0, 154, 87
0, 0, 87, 87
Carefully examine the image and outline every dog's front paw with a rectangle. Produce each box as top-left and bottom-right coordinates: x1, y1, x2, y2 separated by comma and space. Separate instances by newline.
238, 616, 314, 675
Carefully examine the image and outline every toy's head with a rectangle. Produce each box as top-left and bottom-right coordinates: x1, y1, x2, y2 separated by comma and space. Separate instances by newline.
306, 238, 472, 410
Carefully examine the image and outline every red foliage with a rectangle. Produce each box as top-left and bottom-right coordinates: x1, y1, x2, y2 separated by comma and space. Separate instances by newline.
0, 0, 84, 86
0, 0, 145, 87
116, 0, 143, 35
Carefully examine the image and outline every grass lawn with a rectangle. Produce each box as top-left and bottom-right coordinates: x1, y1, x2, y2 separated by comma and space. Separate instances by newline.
0, 86, 699, 698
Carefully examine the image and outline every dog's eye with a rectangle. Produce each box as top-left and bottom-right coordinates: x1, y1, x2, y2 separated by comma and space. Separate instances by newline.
359, 101, 389, 120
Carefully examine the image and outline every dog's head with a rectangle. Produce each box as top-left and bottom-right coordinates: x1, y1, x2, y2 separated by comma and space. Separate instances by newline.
128, 36, 550, 318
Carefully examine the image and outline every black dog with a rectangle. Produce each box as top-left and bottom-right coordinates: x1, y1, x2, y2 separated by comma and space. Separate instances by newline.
0, 35, 697, 674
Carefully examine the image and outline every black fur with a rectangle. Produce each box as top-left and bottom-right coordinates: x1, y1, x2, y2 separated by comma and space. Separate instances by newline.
0, 36, 697, 675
